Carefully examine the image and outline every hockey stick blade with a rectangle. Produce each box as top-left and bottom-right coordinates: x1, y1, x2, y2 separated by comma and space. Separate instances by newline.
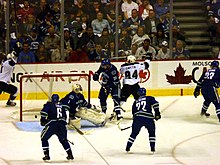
72, 125, 85, 135
117, 123, 131, 131
67, 139, 74, 145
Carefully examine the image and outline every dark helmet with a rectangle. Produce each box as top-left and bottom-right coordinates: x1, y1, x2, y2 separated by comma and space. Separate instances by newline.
210, 60, 219, 68
101, 58, 111, 66
137, 87, 146, 96
51, 94, 59, 102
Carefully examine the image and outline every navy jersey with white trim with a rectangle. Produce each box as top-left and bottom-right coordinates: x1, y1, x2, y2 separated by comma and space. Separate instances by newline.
60, 91, 91, 112
132, 96, 160, 119
197, 68, 220, 87
95, 64, 120, 87
40, 102, 67, 125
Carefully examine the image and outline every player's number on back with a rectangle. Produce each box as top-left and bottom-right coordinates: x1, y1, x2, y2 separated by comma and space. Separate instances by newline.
136, 101, 147, 111
57, 107, 63, 118
125, 70, 138, 79
205, 71, 215, 79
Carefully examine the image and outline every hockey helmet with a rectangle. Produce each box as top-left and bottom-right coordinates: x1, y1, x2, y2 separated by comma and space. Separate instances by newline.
137, 87, 146, 96
51, 94, 59, 102
127, 55, 136, 63
210, 60, 219, 68
101, 58, 111, 69
72, 84, 83, 94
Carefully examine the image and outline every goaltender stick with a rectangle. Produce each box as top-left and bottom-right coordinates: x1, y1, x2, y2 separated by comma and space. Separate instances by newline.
60, 84, 106, 127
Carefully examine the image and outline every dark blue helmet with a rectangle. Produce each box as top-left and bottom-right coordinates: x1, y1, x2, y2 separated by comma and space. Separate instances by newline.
101, 58, 111, 66
51, 94, 59, 102
137, 87, 146, 96
211, 60, 219, 68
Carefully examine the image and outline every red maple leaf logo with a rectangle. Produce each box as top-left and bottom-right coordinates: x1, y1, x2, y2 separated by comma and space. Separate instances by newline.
166, 63, 192, 84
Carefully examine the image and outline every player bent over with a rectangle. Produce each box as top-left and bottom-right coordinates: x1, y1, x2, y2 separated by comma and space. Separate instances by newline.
0, 43, 21, 106
61, 84, 106, 127
194, 60, 220, 121
40, 94, 74, 161
120, 55, 150, 106
125, 87, 161, 153
93, 58, 123, 121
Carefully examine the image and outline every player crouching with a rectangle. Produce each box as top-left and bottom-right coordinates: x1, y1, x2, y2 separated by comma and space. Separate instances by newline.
61, 84, 106, 128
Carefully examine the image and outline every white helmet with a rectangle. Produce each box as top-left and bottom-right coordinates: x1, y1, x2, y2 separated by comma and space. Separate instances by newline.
127, 55, 136, 63
6, 51, 16, 59
72, 84, 83, 94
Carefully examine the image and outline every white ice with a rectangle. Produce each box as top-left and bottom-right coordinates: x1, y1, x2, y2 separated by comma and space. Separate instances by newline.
0, 96, 220, 165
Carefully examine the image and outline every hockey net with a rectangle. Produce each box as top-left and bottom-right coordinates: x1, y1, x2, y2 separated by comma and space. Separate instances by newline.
15, 73, 91, 121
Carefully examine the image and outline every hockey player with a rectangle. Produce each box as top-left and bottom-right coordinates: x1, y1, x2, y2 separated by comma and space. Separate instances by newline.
60, 84, 106, 126
0, 43, 21, 106
120, 55, 150, 106
125, 87, 161, 153
93, 58, 123, 121
194, 60, 220, 121
40, 94, 74, 161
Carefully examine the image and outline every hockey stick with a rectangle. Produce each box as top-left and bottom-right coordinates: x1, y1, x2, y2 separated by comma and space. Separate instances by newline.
70, 124, 94, 135
67, 139, 74, 145
117, 123, 131, 131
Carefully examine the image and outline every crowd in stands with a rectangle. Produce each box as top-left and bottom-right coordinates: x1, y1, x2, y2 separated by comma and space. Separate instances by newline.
0, 0, 192, 63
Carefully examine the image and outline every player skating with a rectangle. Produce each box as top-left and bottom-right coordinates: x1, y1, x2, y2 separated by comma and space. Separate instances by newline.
40, 94, 74, 161
194, 60, 220, 121
120, 55, 150, 106
93, 58, 123, 121
61, 84, 106, 127
0, 43, 21, 106
125, 87, 161, 153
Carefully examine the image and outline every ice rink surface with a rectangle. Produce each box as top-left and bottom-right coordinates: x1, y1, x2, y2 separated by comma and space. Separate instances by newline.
0, 96, 220, 165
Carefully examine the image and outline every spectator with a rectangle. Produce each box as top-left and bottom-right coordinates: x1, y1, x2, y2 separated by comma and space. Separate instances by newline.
43, 26, 60, 53
105, 0, 117, 27
91, 12, 111, 37
68, 47, 89, 62
64, 28, 76, 54
26, 28, 43, 55
98, 28, 114, 49
121, 0, 139, 20
77, 13, 91, 38
51, 41, 67, 62
135, 38, 157, 60
74, 0, 87, 21
23, 14, 39, 36
172, 25, 186, 47
35, 0, 52, 23
88, 0, 105, 22
152, 28, 168, 51
35, 44, 50, 62
138, 0, 153, 20
106, 41, 117, 60
124, 43, 139, 56
77, 26, 99, 52
131, 26, 150, 48
153, 0, 170, 19
206, 0, 220, 20
88, 43, 108, 61
172, 40, 190, 59
161, 11, 180, 34
112, 14, 124, 34
156, 40, 171, 60
144, 9, 162, 37
118, 27, 132, 51
17, 0, 35, 24
17, 42, 36, 63
123, 9, 145, 36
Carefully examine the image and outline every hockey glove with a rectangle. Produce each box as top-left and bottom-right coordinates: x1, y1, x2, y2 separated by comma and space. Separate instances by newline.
40, 118, 48, 126
93, 73, 99, 81
193, 86, 200, 98
155, 114, 161, 121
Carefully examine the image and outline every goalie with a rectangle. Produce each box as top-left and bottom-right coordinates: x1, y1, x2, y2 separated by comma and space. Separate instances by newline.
60, 84, 106, 127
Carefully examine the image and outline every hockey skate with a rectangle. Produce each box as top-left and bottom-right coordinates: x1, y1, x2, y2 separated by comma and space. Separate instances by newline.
66, 150, 74, 160
125, 147, 130, 152
200, 110, 210, 117
42, 155, 50, 161
6, 101, 16, 107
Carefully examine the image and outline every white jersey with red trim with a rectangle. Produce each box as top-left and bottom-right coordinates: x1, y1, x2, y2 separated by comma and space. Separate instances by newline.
120, 60, 149, 85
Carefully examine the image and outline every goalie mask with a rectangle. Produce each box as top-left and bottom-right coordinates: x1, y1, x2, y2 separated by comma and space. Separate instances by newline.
127, 55, 136, 63
72, 84, 83, 94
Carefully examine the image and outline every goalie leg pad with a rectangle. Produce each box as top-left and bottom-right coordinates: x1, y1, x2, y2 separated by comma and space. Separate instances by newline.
75, 107, 106, 125
68, 117, 81, 129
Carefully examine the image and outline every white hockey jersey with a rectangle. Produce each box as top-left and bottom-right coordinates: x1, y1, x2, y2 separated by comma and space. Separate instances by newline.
120, 61, 149, 85
0, 60, 15, 84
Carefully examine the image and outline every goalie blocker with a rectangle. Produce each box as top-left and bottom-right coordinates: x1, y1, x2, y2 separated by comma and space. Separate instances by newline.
74, 107, 106, 127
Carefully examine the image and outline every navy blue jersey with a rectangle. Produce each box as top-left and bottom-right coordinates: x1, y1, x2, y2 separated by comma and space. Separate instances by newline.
132, 96, 160, 119
60, 91, 91, 114
40, 101, 67, 126
197, 68, 220, 88
95, 64, 120, 88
